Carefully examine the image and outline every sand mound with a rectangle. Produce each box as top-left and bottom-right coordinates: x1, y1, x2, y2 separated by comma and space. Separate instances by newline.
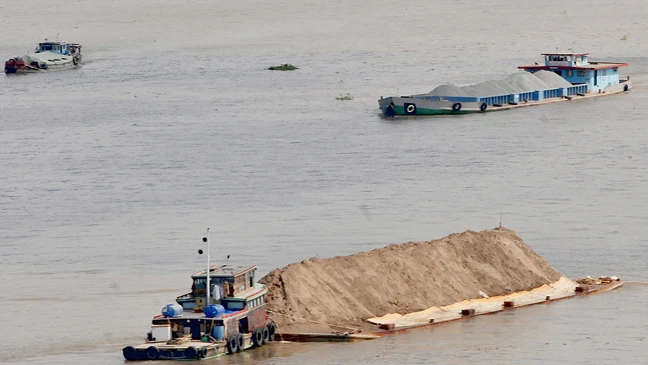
426, 71, 573, 98
428, 83, 468, 96
261, 227, 562, 331
533, 70, 573, 88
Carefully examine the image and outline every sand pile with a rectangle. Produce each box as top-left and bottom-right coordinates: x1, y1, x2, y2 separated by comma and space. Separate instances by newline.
428, 71, 573, 97
261, 227, 562, 332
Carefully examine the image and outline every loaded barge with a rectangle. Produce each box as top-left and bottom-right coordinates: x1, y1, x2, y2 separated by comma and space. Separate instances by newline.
123, 231, 276, 361
378, 52, 630, 116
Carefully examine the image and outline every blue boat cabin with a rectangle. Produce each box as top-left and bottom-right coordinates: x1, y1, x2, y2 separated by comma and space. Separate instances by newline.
35, 40, 82, 56
519, 52, 628, 93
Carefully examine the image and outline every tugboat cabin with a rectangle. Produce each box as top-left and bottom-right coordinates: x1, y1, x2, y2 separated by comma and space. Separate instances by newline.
519, 52, 629, 93
178, 264, 264, 311
151, 265, 269, 344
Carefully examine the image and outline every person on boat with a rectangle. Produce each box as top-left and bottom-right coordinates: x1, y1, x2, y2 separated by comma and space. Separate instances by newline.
212, 284, 221, 301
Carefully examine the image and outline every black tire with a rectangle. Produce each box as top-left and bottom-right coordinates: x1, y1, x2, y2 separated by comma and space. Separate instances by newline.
452, 103, 462, 111
624, 84, 629, 91
227, 337, 239, 354
384, 104, 396, 117
73, 57, 78, 66
122, 346, 139, 361
185, 346, 198, 359
200, 347, 208, 358
252, 328, 263, 347
480, 103, 487, 112
236, 333, 244, 352
145, 346, 160, 360
267, 322, 276, 341
262, 326, 270, 344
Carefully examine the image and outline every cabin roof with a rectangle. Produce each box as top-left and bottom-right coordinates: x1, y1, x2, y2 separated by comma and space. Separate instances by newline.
518, 62, 628, 71
541, 52, 590, 56
191, 264, 256, 278
38, 41, 81, 46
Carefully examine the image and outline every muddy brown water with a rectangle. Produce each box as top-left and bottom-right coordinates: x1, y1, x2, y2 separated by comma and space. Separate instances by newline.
2, 0, 648, 364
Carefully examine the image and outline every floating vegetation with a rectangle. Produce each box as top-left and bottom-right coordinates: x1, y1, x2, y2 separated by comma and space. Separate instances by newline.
336, 93, 353, 101
621, 35, 628, 41
268, 64, 298, 71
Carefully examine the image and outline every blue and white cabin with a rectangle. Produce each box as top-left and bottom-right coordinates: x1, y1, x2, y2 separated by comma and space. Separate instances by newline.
519, 52, 628, 93
35, 40, 82, 56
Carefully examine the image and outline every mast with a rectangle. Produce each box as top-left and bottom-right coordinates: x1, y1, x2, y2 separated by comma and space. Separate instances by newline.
206, 228, 211, 307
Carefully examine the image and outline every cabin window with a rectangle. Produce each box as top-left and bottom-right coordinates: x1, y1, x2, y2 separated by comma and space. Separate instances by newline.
566, 70, 573, 77
226, 301, 245, 310
577, 71, 585, 77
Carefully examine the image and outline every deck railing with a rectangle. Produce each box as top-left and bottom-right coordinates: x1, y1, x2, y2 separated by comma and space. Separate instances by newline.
411, 83, 590, 104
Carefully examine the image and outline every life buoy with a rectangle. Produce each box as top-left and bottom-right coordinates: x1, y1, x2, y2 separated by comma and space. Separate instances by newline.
236, 333, 244, 352
452, 103, 462, 111
227, 337, 238, 354
146, 346, 160, 360
185, 346, 198, 359
404, 103, 417, 115
479, 103, 487, 112
262, 326, 270, 344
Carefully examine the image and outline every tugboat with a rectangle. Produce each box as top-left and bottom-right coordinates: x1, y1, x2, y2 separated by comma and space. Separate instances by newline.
378, 52, 631, 116
4, 39, 82, 74
122, 230, 277, 361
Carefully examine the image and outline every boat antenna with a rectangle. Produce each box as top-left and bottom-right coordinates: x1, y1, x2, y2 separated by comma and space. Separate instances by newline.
201, 229, 211, 308
56, 33, 59, 42
499, 211, 503, 228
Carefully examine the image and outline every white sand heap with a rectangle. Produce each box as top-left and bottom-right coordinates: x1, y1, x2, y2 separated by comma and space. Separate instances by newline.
261, 227, 563, 332
429, 70, 574, 97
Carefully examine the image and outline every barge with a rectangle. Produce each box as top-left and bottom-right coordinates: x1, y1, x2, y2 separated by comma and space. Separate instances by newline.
378, 52, 631, 116
122, 230, 276, 361
4, 39, 82, 74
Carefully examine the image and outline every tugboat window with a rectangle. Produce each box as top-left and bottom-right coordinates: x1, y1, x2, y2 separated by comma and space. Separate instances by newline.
577, 71, 585, 77
226, 301, 245, 310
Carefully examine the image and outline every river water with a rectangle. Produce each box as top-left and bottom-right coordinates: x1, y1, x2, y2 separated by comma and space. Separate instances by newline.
1, 0, 647, 364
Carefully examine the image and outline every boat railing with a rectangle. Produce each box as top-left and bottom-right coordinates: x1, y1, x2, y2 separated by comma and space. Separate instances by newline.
413, 84, 590, 105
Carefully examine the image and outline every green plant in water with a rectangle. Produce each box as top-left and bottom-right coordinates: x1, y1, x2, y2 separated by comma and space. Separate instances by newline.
268, 64, 298, 71
621, 35, 628, 41
336, 93, 353, 101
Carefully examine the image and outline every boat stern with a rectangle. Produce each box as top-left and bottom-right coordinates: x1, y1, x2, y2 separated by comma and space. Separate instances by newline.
4, 58, 21, 74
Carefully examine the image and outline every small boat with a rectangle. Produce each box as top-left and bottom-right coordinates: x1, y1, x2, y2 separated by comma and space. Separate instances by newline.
4, 39, 82, 74
378, 52, 631, 117
122, 230, 276, 361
